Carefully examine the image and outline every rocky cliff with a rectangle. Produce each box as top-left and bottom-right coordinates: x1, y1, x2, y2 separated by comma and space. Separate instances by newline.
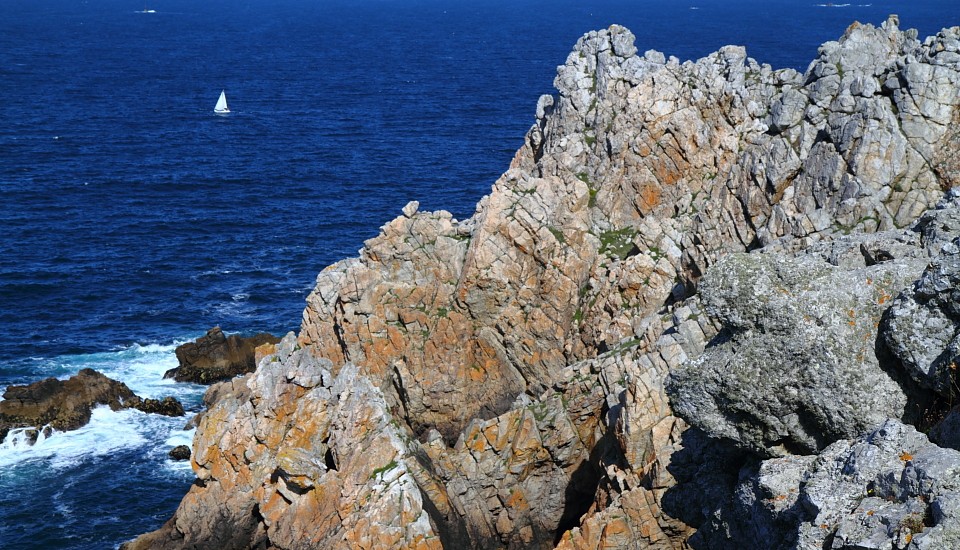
125, 16, 960, 549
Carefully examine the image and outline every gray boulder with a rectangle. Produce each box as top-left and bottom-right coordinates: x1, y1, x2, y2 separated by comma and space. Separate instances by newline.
882, 238, 960, 396
694, 420, 960, 549
667, 238, 927, 457
800, 420, 960, 549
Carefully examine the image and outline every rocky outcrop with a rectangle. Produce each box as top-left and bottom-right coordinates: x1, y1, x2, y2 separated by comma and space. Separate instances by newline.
127, 17, 960, 550
165, 327, 280, 384
0, 368, 184, 444
124, 335, 443, 550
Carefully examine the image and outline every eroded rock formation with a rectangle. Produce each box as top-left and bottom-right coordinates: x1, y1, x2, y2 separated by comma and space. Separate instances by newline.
126, 17, 960, 550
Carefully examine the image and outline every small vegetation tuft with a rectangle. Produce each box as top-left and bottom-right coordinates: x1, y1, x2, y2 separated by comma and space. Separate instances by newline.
599, 227, 639, 260
370, 459, 399, 479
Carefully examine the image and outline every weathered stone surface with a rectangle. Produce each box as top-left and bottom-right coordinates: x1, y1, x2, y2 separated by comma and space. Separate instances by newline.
166, 327, 281, 384
124, 335, 443, 550
297, 18, 960, 450
667, 236, 928, 456
693, 420, 960, 549
0, 368, 183, 443
882, 238, 960, 396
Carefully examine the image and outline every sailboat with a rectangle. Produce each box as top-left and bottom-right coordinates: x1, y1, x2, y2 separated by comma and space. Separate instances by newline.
214, 90, 230, 114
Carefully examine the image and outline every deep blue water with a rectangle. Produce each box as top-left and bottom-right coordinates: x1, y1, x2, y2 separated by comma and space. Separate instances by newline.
0, 0, 957, 548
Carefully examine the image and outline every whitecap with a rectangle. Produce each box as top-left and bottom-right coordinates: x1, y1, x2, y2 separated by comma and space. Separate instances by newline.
0, 407, 146, 469
0, 405, 201, 472
165, 427, 195, 448
193, 268, 235, 279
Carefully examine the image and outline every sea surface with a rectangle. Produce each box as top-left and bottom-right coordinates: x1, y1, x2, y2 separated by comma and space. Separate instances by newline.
0, 0, 956, 547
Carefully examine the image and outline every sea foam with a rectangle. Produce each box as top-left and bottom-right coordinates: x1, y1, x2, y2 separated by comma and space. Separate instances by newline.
0, 342, 204, 470
0, 407, 146, 469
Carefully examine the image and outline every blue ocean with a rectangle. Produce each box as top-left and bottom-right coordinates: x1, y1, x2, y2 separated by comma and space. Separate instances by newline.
0, 0, 956, 547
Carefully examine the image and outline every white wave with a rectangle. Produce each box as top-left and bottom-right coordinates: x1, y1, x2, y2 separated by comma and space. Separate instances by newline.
0, 407, 146, 469
0, 340, 208, 470
0, 406, 198, 471
18, 339, 207, 405
165, 427, 195, 448
126, 342, 181, 354
193, 268, 235, 279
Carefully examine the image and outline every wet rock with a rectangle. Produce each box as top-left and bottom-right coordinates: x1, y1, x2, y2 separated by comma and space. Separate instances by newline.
125, 396, 185, 417
165, 327, 280, 384
0, 368, 135, 442
168, 445, 191, 461
0, 368, 184, 443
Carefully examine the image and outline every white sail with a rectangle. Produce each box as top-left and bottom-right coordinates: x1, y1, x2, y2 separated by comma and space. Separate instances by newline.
214, 90, 230, 113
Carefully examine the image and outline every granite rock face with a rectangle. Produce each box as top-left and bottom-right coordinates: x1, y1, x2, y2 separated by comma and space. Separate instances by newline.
123, 335, 444, 550
667, 233, 929, 457
691, 420, 960, 549
127, 18, 960, 550
166, 326, 281, 384
882, 213, 960, 397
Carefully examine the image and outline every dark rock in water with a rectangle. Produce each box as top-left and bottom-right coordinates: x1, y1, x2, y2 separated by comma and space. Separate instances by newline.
0, 368, 136, 442
169, 445, 191, 461
165, 327, 280, 384
126, 395, 185, 417
0, 368, 188, 443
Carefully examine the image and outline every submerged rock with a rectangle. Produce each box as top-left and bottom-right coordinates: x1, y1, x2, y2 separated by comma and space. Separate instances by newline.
164, 326, 280, 384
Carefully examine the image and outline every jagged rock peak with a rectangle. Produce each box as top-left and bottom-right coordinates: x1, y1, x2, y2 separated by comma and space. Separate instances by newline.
126, 18, 960, 550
